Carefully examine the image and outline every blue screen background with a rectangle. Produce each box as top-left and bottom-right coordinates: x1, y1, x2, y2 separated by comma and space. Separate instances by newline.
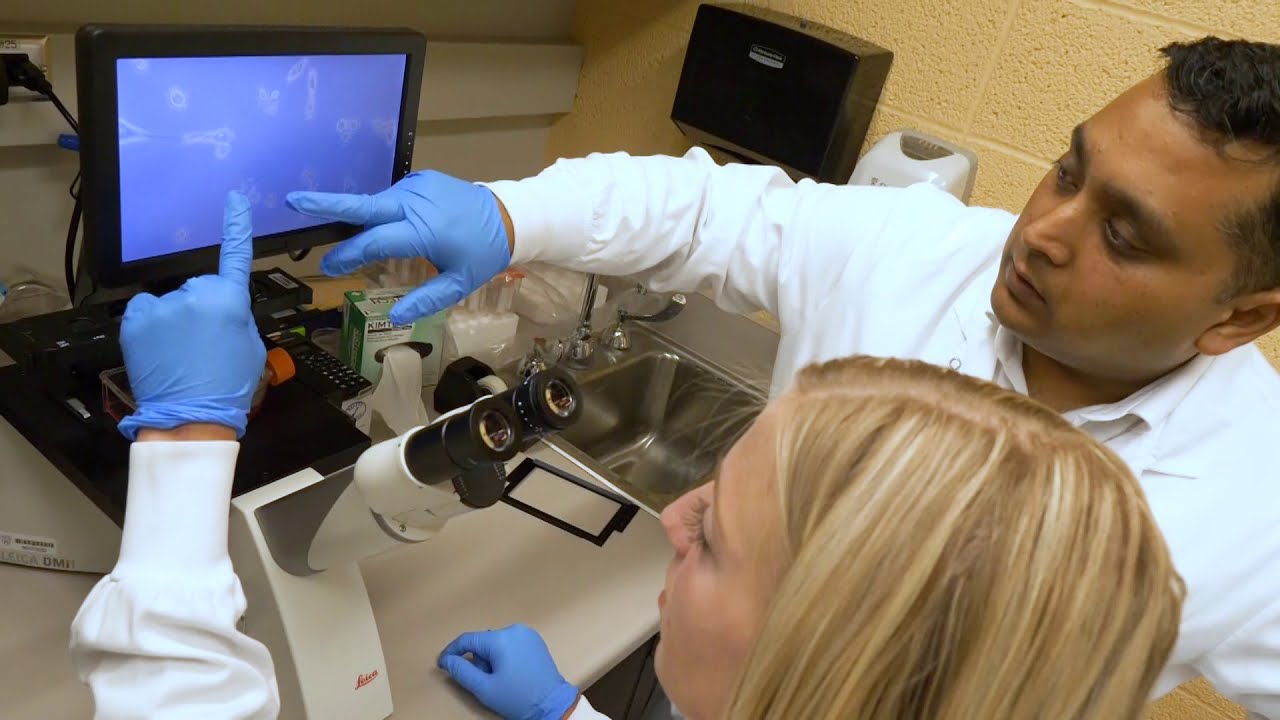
116, 54, 407, 262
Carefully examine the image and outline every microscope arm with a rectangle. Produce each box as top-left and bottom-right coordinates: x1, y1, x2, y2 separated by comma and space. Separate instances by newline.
305, 418, 498, 572
302, 368, 580, 574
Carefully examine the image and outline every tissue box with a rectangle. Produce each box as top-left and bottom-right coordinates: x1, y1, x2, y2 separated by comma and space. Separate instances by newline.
341, 288, 447, 387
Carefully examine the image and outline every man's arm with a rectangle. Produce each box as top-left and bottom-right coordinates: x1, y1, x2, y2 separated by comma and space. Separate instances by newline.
289, 148, 924, 328
70, 431, 278, 720
488, 147, 904, 322
1198, 598, 1280, 719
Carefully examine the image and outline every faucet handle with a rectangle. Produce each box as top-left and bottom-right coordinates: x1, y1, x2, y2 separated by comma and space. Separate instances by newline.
518, 337, 562, 378
618, 292, 686, 324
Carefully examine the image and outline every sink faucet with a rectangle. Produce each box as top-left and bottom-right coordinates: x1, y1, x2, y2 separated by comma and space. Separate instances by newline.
516, 275, 686, 377
564, 273, 604, 369
602, 286, 686, 352
516, 273, 602, 377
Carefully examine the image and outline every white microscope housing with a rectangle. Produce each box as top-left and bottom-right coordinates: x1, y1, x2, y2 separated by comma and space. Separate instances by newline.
229, 367, 588, 720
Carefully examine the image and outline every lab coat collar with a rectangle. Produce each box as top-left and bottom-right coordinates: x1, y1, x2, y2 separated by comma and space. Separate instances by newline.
980, 310, 1214, 430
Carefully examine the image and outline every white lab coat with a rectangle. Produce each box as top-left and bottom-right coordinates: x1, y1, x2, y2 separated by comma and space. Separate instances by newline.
71, 147, 1280, 718
70, 441, 279, 719
489, 147, 1280, 718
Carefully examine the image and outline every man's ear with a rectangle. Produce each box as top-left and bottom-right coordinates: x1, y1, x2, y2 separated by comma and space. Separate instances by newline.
1196, 288, 1280, 355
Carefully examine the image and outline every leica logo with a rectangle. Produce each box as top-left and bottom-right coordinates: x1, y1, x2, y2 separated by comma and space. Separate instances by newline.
355, 670, 379, 690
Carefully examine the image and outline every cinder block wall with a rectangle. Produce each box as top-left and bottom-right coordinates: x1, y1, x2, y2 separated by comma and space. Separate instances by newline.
546, 2, 1277, 717
546, 0, 1280, 371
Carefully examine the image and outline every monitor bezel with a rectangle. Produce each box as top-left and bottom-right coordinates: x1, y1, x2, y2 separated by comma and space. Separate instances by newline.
76, 24, 425, 289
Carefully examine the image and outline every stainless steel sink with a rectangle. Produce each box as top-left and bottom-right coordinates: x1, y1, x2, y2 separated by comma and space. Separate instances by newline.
546, 330, 766, 513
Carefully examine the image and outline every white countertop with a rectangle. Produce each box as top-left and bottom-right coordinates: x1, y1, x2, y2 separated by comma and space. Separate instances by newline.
0, 454, 671, 719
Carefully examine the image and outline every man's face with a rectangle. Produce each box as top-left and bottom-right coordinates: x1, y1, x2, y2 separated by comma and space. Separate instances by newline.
993, 74, 1280, 383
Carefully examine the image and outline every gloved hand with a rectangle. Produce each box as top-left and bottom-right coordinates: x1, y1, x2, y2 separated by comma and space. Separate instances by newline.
438, 624, 580, 720
117, 192, 266, 440
286, 170, 511, 326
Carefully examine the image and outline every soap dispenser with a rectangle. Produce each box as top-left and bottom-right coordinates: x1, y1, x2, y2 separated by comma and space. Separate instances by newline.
848, 129, 979, 203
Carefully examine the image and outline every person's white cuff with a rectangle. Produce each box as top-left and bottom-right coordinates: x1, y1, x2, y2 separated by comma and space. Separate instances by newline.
113, 441, 239, 580
484, 178, 591, 266
568, 695, 612, 719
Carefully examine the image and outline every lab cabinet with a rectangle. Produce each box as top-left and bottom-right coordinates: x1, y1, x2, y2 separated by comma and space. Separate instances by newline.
584, 634, 663, 720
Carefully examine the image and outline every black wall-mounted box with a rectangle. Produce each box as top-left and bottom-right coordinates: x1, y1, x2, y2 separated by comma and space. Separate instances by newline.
671, 4, 893, 183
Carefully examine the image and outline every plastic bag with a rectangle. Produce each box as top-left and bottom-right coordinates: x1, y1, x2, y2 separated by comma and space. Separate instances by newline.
510, 262, 589, 326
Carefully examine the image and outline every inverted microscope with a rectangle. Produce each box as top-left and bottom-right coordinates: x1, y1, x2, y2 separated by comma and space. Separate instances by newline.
0, 24, 634, 720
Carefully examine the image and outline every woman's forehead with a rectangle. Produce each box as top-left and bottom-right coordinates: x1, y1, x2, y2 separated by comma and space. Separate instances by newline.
717, 406, 782, 557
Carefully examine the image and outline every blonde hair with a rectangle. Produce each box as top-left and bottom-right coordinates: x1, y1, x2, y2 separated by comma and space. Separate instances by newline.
725, 356, 1184, 720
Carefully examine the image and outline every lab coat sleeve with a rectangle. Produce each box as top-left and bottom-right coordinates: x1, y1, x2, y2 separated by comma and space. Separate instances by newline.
69, 441, 280, 720
568, 695, 612, 719
486, 147, 912, 325
1198, 598, 1280, 719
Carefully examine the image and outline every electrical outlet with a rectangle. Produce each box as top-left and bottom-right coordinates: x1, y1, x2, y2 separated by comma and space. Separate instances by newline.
1, 35, 50, 101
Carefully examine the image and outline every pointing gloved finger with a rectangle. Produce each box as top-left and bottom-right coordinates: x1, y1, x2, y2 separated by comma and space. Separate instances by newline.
319, 221, 418, 277
219, 191, 254, 288
388, 272, 472, 326
286, 190, 405, 226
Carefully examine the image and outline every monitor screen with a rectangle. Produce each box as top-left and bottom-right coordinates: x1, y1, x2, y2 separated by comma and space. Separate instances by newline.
114, 53, 407, 263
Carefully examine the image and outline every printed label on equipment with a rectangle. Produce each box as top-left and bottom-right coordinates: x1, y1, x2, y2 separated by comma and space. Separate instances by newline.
748, 44, 786, 69
0, 550, 76, 570
268, 272, 298, 289
0, 530, 58, 555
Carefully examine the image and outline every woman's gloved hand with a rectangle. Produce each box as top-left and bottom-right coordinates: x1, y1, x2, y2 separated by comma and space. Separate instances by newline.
438, 624, 580, 720
116, 192, 266, 440
286, 170, 511, 326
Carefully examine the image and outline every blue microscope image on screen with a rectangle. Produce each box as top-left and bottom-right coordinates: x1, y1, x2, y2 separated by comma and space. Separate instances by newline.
116, 54, 407, 262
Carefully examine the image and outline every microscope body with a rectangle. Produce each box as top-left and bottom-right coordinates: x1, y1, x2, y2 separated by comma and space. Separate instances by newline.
229, 368, 582, 720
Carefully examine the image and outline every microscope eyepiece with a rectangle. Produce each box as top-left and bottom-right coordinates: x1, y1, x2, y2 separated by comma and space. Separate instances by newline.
505, 367, 583, 446
400, 366, 585, 506
476, 408, 515, 453
543, 376, 577, 419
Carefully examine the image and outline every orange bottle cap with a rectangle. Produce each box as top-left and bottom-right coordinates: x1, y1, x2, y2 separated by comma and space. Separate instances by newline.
265, 347, 296, 385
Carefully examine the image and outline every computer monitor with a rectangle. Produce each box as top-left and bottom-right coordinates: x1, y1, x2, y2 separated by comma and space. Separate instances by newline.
75, 25, 425, 289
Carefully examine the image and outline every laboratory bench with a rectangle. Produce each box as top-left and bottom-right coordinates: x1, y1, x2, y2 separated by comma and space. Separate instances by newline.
0, 467, 671, 718
0, 274, 782, 720
0, 325, 673, 718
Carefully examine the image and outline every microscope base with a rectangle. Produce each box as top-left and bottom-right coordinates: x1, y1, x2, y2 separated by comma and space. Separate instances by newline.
230, 468, 393, 720
0, 417, 120, 574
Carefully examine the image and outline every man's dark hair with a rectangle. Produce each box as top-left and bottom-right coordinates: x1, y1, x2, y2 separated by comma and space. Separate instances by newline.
1161, 37, 1280, 297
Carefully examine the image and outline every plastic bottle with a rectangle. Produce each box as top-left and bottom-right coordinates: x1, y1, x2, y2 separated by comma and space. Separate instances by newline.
248, 347, 297, 416
0, 273, 70, 324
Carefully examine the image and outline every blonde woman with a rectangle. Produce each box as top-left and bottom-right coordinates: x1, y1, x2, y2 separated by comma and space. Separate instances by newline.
439, 356, 1185, 720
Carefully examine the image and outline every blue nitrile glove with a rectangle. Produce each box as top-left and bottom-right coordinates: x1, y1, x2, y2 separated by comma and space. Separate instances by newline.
285, 170, 511, 326
116, 192, 267, 440
438, 624, 580, 720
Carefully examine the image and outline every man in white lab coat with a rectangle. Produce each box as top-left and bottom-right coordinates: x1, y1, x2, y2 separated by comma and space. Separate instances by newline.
285, 36, 1280, 717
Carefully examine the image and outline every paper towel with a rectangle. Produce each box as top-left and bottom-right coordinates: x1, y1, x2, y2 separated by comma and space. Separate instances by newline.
372, 343, 431, 435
